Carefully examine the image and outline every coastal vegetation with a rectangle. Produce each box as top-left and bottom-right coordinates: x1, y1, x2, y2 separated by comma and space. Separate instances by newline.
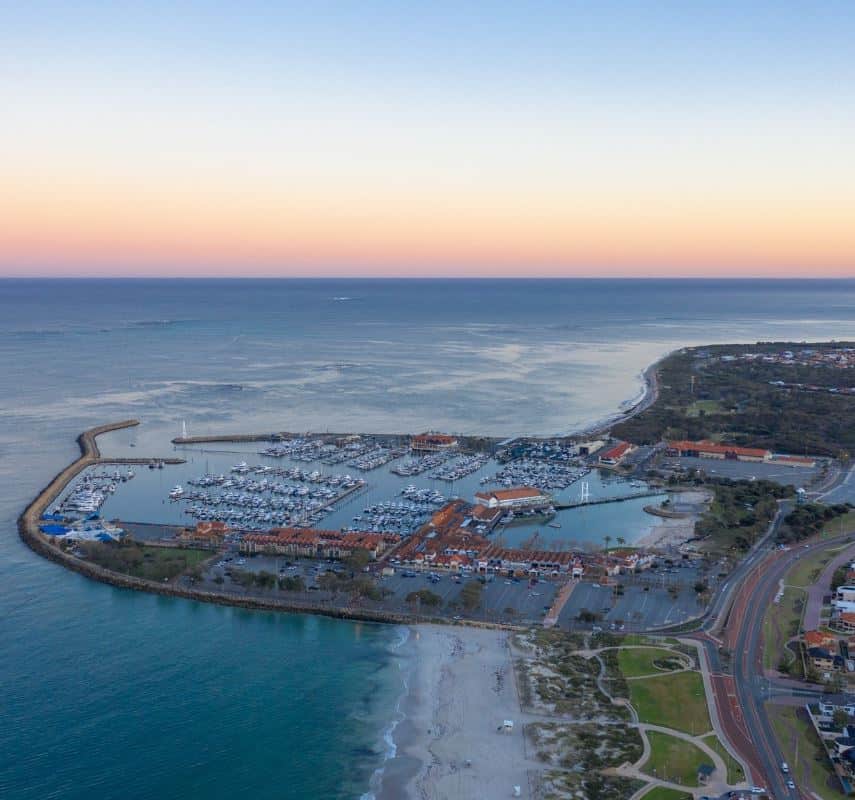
693, 478, 790, 554
613, 342, 855, 457
516, 631, 722, 800
78, 540, 210, 582
780, 502, 853, 543
538, 771, 643, 800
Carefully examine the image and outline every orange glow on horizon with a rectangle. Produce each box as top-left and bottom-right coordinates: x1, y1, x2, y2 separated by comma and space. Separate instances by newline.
2, 173, 853, 277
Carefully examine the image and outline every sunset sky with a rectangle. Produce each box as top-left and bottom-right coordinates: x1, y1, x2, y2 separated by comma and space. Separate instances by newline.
2, 2, 854, 277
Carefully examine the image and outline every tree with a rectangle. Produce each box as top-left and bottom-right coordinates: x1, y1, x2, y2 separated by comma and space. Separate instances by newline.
345, 548, 371, 573
603, 535, 612, 552
616, 537, 626, 548
460, 581, 483, 611
278, 575, 305, 592
405, 589, 441, 607
833, 708, 851, 729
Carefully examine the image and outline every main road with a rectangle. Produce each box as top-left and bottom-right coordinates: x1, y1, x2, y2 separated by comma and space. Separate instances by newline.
655, 494, 855, 798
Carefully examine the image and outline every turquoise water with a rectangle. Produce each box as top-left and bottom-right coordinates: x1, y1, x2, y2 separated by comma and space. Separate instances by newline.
3, 278, 855, 799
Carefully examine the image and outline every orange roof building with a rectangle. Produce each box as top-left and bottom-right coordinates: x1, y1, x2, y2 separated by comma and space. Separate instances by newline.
411, 432, 458, 452
804, 629, 838, 649
666, 440, 771, 462
474, 486, 552, 509
599, 441, 635, 465
240, 528, 400, 559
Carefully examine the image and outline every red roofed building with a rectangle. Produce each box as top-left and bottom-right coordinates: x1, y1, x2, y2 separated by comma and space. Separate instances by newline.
474, 486, 552, 510
804, 629, 839, 649
774, 455, 818, 468
666, 440, 771, 462
599, 441, 636, 465
411, 432, 458, 452
180, 520, 230, 546
240, 528, 400, 560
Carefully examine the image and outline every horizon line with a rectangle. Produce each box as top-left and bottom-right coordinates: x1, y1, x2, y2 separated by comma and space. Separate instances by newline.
2, 274, 855, 281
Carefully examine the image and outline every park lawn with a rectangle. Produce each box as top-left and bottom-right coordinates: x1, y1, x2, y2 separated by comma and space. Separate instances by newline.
621, 633, 656, 646
761, 586, 805, 676
701, 734, 745, 784
618, 647, 683, 678
768, 705, 849, 800
628, 671, 711, 735
641, 731, 707, 787
640, 787, 692, 800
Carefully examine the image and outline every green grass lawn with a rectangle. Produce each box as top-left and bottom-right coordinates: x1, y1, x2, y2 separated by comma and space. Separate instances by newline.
618, 647, 684, 678
628, 671, 711, 735
81, 541, 212, 581
768, 704, 849, 800
762, 585, 805, 675
641, 731, 709, 787
821, 511, 855, 537
640, 787, 692, 800
701, 734, 745, 784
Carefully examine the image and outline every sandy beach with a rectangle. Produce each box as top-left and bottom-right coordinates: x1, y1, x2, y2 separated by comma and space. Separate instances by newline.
380, 625, 536, 800
636, 488, 711, 549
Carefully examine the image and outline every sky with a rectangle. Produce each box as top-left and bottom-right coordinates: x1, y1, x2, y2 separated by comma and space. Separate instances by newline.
1, 1, 853, 278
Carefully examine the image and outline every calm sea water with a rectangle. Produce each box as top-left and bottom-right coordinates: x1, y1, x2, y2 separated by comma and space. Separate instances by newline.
2, 278, 855, 799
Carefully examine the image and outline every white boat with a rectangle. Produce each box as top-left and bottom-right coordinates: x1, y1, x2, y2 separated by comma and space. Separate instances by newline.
169, 485, 185, 500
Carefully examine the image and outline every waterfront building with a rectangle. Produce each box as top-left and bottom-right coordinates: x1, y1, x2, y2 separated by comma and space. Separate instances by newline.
598, 441, 635, 465
473, 486, 552, 511
240, 528, 400, 559
410, 432, 458, 453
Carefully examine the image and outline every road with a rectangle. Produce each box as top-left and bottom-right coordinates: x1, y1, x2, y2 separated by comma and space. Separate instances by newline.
650, 488, 855, 798
696, 528, 853, 799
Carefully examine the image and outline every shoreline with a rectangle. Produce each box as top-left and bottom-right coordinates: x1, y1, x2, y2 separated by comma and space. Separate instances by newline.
376, 625, 532, 800
168, 350, 665, 447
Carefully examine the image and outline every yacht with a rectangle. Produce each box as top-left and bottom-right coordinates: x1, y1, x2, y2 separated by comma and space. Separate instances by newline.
169, 485, 185, 500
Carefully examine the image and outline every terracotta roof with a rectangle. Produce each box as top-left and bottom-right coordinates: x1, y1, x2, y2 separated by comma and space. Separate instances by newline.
805, 630, 837, 647
412, 433, 457, 445
600, 441, 633, 460
475, 486, 546, 502
667, 440, 770, 459
246, 528, 400, 550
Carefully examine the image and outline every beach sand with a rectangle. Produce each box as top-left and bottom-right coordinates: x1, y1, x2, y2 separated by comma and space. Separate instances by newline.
381, 625, 535, 800
636, 488, 711, 549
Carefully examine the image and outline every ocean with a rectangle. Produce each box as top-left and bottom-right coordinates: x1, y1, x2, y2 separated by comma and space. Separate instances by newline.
2, 278, 855, 799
